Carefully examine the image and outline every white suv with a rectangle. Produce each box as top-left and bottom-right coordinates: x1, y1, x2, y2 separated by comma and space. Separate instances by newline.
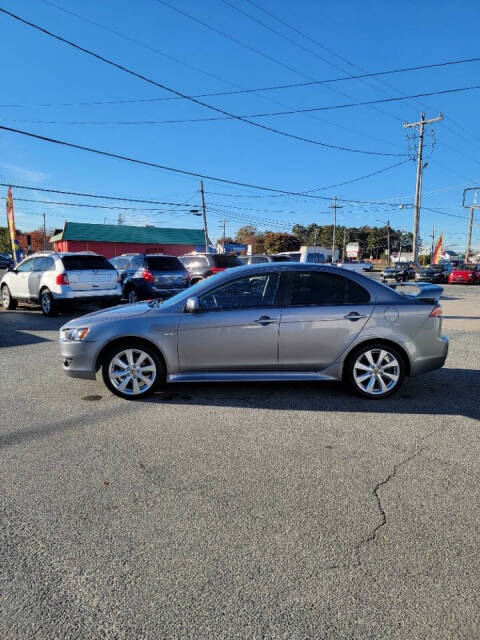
1, 252, 122, 316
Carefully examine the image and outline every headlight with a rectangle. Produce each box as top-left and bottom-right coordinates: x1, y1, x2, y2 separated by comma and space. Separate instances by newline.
60, 327, 90, 342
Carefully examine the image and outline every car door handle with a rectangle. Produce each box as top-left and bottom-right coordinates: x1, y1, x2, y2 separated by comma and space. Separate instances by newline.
344, 311, 367, 321
254, 315, 278, 325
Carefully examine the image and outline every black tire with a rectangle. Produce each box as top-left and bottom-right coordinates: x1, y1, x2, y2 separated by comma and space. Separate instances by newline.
40, 288, 58, 317
1, 285, 18, 310
126, 288, 140, 304
102, 341, 165, 400
345, 342, 405, 399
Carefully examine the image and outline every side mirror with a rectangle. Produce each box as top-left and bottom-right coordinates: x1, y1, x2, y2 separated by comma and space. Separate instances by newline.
7, 264, 15, 272
185, 296, 200, 313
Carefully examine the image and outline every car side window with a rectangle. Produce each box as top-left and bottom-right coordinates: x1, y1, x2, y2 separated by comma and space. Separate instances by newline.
288, 271, 370, 306
33, 257, 46, 272
43, 257, 55, 271
251, 256, 268, 264
199, 272, 280, 310
16, 258, 35, 273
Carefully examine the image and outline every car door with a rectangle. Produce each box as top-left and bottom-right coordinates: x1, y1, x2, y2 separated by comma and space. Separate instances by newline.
278, 270, 374, 371
10, 257, 35, 298
178, 271, 282, 372
28, 257, 46, 299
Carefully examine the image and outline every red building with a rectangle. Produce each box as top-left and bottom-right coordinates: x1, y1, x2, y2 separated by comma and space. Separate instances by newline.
50, 222, 206, 259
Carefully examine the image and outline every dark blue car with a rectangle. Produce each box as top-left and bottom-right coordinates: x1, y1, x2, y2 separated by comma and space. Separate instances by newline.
109, 253, 190, 304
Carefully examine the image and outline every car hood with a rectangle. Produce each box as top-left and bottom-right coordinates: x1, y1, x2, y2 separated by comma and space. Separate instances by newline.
61, 301, 158, 328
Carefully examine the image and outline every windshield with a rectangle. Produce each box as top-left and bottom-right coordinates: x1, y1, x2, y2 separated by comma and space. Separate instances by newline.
146, 256, 184, 271
457, 264, 475, 271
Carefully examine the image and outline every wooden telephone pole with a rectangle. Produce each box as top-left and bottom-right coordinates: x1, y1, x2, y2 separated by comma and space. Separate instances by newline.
403, 112, 443, 263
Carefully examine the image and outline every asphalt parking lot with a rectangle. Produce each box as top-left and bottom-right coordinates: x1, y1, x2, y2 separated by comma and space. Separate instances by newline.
1, 283, 479, 639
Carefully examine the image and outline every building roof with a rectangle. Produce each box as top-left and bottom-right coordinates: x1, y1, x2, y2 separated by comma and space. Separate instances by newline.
50, 221, 205, 246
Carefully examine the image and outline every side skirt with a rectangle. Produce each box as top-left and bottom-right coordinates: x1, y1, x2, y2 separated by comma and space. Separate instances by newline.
167, 371, 339, 383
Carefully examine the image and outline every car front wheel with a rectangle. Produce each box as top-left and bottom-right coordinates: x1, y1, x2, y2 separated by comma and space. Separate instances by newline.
102, 342, 164, 399
1, 285, 18, 310
346, 343, 405, 399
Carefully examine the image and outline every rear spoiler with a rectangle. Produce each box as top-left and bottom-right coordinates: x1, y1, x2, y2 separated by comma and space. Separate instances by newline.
389, 282, 443, 303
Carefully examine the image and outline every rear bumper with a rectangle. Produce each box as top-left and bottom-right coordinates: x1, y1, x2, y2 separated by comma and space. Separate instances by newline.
53, 287, 122, 301
410, 335, 449, 376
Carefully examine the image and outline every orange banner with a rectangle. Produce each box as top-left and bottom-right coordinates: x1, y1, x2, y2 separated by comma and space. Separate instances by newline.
432, 233, 443, 265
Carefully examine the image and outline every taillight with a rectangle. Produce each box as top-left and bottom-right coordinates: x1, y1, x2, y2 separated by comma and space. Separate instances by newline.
142, 269, 154, 282
56, 273, 69, 285
210, 267, 225, 274
429, 306, 442, 318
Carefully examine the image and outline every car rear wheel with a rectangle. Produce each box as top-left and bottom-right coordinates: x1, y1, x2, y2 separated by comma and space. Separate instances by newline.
102, 342, 164, 400
126, 288, 139, 304
346, 343, 405, 399
40, 288, 58, 317
1, 285, 17, 310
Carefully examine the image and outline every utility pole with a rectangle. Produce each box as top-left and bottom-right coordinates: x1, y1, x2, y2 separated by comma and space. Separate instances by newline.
404, 112, 443, 264
386, 219, 390, 266
42, 212, 46, 250
465, 191, 477, 263
328, 196, 342, 263
199, 180, 209, 253
430, 227, 435, 263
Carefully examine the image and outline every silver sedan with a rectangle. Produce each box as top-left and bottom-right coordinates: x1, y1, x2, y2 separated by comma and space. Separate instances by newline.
59, 263, 448, 400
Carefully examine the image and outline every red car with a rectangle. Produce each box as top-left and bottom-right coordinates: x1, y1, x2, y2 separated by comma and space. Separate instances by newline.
448, 263, 480, 284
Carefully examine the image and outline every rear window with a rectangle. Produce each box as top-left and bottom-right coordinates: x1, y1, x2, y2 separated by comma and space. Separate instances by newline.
146, 256, 184, 271
212, 254, 241, 268
180, 256, 209, 268
61, 255, 114, 271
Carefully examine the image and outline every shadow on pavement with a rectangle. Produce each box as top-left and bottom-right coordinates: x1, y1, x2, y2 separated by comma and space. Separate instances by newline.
0, 310, 78, 348
147, 367, 480, 420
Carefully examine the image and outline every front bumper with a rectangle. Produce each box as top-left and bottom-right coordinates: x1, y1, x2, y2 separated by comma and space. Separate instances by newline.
60, 340, 99, 379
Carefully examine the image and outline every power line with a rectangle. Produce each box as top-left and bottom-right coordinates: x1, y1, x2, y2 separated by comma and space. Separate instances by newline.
2, 124, 399, 198
0, 182, 195, 206
3, 55, 480, 109
6, 197, 198, 213
7, 84, 480, 126
28, 0, 402, 151
243, 0, 480, 161
0, 7, 403, 157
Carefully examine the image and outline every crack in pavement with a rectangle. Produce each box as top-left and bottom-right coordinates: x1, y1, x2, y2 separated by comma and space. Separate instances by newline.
354, 446, 425, 568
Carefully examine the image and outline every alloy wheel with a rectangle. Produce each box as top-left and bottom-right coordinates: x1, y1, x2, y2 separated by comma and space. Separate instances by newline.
41, 292, 51, 314
353, 348, 400, 396
128, 290, 138, 304
108, 348, 157, 396
2, 286, 10, 308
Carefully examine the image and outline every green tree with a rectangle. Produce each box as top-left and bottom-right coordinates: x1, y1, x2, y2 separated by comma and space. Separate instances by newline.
235, 225, 257, 243
263, 232, 300, 253
0, 226, 11, 253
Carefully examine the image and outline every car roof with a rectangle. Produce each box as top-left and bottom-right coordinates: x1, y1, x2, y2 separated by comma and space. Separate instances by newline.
207, 261, 403, 301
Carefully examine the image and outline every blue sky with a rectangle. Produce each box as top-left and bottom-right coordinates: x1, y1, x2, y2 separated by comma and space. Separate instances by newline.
1, 0, 480, 251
